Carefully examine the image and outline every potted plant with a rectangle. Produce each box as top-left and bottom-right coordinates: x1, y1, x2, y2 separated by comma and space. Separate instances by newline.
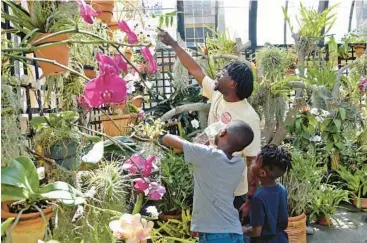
339, 33, 367, 58
30, 111, 83, 171
91, 0, 115, 23
1, 156, 84, 243
282, 149, 325, 243
2, 0, 78, 76
284, 49, 298, 76
336, 165, 367, 209
308, 184, 348, 226
158, 152, 194, 220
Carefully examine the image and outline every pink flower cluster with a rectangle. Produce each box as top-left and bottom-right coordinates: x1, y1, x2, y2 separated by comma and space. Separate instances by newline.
81, 51, 128, 108
360, 77, 367, 93
123, 154, 166, 201
76, 0, 100, 24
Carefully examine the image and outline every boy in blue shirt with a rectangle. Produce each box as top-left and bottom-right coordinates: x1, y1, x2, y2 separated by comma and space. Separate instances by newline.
163, 120, 254, 243
243, 144, 292, 243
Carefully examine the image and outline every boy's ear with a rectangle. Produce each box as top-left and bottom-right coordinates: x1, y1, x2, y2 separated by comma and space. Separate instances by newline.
259, 168, 267, 178
219, 128, 227, 137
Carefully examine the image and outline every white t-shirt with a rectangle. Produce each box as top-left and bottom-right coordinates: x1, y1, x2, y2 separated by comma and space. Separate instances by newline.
202, 76, 261, 196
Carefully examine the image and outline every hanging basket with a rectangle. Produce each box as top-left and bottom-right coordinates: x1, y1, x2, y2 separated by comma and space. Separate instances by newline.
92, 0, 114, 23
285, 213, 307, 243
100, 114, 137, 136
1, 201, 54, 243
32, 33, 70, 76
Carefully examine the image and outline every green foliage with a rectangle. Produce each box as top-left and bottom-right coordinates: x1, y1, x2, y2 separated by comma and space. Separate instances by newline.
256, 46, 288, 81
31, 111, 81, 152
153, 209, 197, 243
159, 152, 194, 214
308, 184, 348, 223
2, 0, 78, 36
338, 33, 367, 58
103, 136, 142, 158
1, 218, 14, 236
1, 156, 84, 207
282, 148, 326, 217
155, 11, 177, 28
305, 62, 337, 90
62, 74, 85, 111
336, 165, 367, 208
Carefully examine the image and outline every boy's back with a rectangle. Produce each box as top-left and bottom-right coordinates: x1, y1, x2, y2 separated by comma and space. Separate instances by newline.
250, 184, 288, 243
183, 142, 245, 234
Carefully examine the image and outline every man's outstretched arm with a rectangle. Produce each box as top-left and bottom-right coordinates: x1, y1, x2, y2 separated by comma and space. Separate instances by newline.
162, 134, 186, 153
158, 29, 205, 86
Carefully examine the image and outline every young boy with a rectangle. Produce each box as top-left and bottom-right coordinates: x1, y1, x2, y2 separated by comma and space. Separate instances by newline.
163, 120, 254, 243
243, 144, 292, 243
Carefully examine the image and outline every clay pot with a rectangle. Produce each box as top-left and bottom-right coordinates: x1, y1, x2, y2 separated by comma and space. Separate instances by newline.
123, 47, 133, 61
83, 65, 97, 79
107, 21, 119, 38
32, 33, 70, 76
92, 0, 114, 23
285, 213, 307, 243
1, 201, 54, 243
352, 197, 367, 209
100, 114, 137, 136
318, 216, 333, 226
111, 96, 143, 111
285, 68, 296, 76
352, 44, 366, 57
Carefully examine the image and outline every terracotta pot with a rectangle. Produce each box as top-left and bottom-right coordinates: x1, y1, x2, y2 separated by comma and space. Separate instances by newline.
285, 213, 307, 243
352, 44, 366, 57
318, 216, 332, 226
1, 201, 54, 243
32, 33, 70, 76
352, 197, 367, 209
83, 65, 97, 79
123, 47, 133, 61
92, 0, 114, 23
100, 114, 137, 136
158, 214, 182, 221
285, 68, 296, 76
111, 96, 144, 111
107, 21, 119, 38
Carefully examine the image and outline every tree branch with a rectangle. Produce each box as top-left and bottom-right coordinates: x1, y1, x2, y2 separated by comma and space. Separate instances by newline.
160, 103, 210, 122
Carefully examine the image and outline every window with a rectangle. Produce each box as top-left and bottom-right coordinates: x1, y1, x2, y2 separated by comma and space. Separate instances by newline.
185, 26, 213, 46
184, 0, 213, 16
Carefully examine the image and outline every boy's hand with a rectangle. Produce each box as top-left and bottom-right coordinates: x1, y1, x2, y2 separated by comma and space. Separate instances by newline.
158, 28, 176, 46
240, 200, 251, 224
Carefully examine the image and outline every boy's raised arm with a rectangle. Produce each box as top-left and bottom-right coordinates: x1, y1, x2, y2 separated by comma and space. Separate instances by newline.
162, 134, 186, 153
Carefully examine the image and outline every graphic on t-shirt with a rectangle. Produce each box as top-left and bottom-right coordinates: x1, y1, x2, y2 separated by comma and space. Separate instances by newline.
220, 112, 232, 124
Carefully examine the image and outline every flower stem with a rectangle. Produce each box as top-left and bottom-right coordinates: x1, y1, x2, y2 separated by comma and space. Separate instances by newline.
132, 193, 144, 214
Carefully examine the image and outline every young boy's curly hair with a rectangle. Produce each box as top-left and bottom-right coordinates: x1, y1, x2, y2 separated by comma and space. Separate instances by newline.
259, 144, 292, 179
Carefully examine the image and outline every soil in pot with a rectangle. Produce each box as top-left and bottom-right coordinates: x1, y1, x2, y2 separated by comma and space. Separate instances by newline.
1, 201, 54, 243
318, 216, 333, 226
83, 65, 97, 79
44, 139, 81, 171
92, 0, 114, 23
285, 213, 306, 243
32, 33, 70, 76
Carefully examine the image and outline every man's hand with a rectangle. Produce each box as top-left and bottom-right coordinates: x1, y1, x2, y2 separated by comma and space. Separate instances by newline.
158, 28, 177, 46
239, 199, 251, 224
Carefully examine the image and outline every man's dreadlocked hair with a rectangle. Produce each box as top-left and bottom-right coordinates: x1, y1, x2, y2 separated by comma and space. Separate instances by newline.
260, 144, 292, 179
225, 61, 254, 100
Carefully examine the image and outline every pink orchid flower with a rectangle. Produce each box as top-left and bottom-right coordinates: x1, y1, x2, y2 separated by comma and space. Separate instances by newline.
148, 182, 166, 200
77, 96, 92, 110
138, 110, 145, 119
82, 52, 128, 108
75, 0, 101, 24
140, 47, 158, 75
123, 154, 156, 177
133, 178, 150, 192
360, 77, 367, 93
109, 213, 154, 242
118, 20, 139, 44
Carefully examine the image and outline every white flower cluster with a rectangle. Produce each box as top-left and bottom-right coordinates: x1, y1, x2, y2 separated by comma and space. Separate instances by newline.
145, 206, 159, 218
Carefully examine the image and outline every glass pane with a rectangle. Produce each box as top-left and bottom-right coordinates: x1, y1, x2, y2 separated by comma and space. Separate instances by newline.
195, 27, 204, 38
